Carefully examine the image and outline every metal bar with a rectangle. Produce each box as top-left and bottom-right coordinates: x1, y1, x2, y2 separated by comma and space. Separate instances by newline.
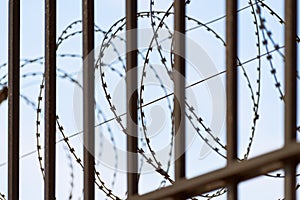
285, 163, 297, 200
284, 0, 297, 199
129, 143, 300, 200
174, 0, 186, 181
126, 0, 138, 196
8, 0, 20, 199
226, 0, 238, 199
44, 0, 56, 199
226, 0, 238, 166
82, 0, 95, 199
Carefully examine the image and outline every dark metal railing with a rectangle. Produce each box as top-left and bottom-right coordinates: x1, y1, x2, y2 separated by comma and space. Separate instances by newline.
6, 0, 298, 200
82, 0, 95, 199
8, 1, 20, 200
126, 0, 138, 197
44, 0, 57, 199
226, 0, 238, 199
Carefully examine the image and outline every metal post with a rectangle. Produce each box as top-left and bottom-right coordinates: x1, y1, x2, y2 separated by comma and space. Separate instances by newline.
126, 0, 138, 196
226, 0, 238, 199
44, 0, 56, 199
82, 0, 95, 199
174, 0, 186, 182
284, 0, 297, 199
8, 0, 20, 199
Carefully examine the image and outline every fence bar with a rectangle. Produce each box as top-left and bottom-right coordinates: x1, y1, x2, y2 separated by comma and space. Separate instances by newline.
8, 0, 20, 199
82, 0, 95, 199
126, 0, 138, 196
226, 0, 238, 199
284, 0, 298, 199
174, 0, 186, 181
44, 0, 56, 199
129, 143, 300, 200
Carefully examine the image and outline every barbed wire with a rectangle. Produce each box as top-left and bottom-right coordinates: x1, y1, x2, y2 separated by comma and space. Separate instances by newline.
0, 0, 299, 199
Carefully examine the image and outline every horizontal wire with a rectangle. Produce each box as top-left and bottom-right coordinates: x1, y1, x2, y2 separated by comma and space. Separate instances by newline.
186, 0, 265, 32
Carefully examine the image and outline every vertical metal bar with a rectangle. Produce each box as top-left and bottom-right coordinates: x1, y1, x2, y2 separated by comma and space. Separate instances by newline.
44, 0, 56, 199
284, 0, 297, 199
174, 0, 186, 181
82, 0, 95, 199
126, 0, 138, 196
285, 163, 297, 200
8, 0, 20, 199
226, 0, 238, 199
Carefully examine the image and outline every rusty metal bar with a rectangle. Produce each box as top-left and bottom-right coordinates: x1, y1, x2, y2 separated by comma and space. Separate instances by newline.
226, 0, 238, 199
8, 0, 20, 199
82, 0, 95, 199
174, 0, 186, 182
44, 0, 56, 199
129, 143, 300, 200
284, 0, 298, 199
126, 0, 138, 196
226, 0, 238, 166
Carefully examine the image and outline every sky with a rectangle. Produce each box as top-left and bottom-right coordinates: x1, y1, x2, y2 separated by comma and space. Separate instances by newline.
0, 0, 300, 199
